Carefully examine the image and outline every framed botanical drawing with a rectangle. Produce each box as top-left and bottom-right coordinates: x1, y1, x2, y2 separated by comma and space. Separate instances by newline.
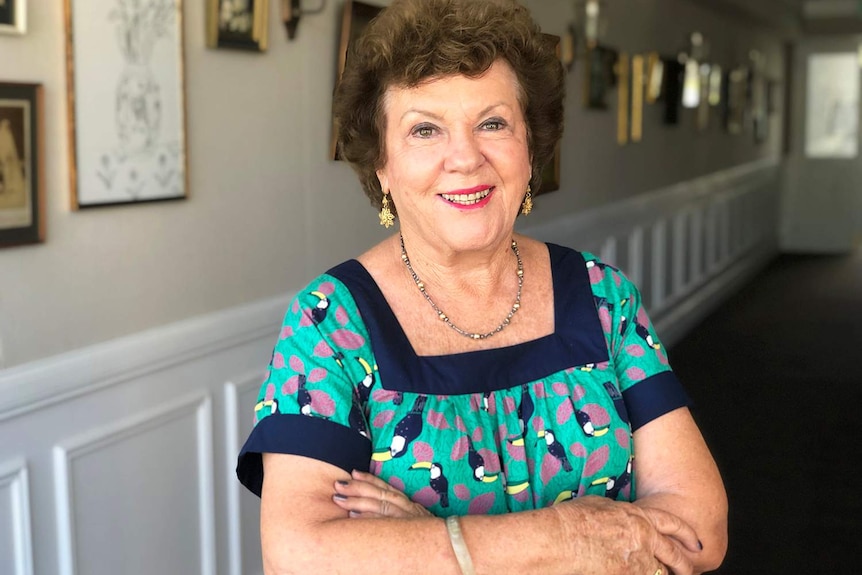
206, 0, 268, 51
64, 0, 188, 209
0, 83, 44, 247
0, 0, 26, 35
331, 0, 383, 160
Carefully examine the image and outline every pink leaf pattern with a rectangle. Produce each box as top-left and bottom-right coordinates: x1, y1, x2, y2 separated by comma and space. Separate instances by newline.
551, 382, 569, 396
569, 442, 587, 458
472, 427, 483, 443
370, 461, 381, 475
454, 416, 467, 432
313, 340, 334, 358
478, 448, 500, 473
330, 329, 365, 350
615, 428, 630, 449
309, 390, 336, 417
454, 484, 471, 500
468, 493, 495, 515
413, 441, 434, 462
531, 415, 546, 433
657, 348, 670, 365
282, 375, 300, 395
583, 445, 609, 476
582, 404, 611, 427
389, 476, 405, 492
451, 436, 468, 461
503, 396, 516, 415
598, 307, 612, 335
299, 310, 314, 327
533, 382, 549, 399
412, 486, 439, 507
289, 355, 305, 373
291, 299, 300, 313
317, 281, 335, 296
335, 306, 349, 326
625, 344, 645, 357
626, 367, 647, 382
637, 307, 650, 326
556, 399, 574, 425
264, 383, 275, 401
372, 410, 395, 428
572, 385, 586, 402
280, 326, 294, 339
427, 409, 449, 429
307, 367, 327, 383
540, 453, 561, 485
505, 440, 526, 461
372, 389, 401, 403
588, 265, 605, 284
272, 353, 286, 370
512, 489, 531, 504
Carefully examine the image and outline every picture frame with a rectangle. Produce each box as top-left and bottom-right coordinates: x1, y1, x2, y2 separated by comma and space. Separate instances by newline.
583, 45, 618, 110
0, 0, 26, 35
331, 0, 383, 160
64, 0, 188, 209
0, 82, 44, 247
206, 0, 268, 52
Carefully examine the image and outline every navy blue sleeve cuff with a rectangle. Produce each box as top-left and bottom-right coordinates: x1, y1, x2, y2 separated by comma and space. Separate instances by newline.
622, 371, 692, 431
236, 413, 373, 497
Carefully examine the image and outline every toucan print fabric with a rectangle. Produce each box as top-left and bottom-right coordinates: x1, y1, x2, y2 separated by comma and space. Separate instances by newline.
237, 244, 689, 516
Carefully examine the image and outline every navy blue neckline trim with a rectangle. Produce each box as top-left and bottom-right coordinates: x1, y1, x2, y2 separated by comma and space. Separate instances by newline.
326, 243, 609, 395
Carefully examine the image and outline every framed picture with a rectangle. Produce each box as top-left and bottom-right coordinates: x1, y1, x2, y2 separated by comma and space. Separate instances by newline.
64, 0, 188, 209
331, 0, 383, 160
0, 0, 26, 35
583, 45, 618, 110
0, 83, 44, 247
206, 0, 268, 51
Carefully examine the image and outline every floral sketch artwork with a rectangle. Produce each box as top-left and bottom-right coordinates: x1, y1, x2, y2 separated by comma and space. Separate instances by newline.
68, 0, 186, 207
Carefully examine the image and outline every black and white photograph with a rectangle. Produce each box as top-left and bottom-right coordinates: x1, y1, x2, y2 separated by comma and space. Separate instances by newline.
0, 0, 26, 35
207, 0, 268, 51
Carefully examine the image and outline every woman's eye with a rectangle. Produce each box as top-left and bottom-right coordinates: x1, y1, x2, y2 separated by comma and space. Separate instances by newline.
412, 125, 435, 138
482, 119, 506, 131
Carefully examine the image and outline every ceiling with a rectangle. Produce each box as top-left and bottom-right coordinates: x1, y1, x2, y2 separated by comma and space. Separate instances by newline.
689, 0, 862, 37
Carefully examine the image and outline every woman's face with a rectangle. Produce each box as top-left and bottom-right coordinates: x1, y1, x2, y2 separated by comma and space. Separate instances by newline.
376, 59, 532, 255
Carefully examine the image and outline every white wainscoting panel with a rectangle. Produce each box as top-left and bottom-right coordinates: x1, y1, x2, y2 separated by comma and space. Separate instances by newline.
225, 371, 268, 575
0, 459, 34, 575
53, 393, 215, 575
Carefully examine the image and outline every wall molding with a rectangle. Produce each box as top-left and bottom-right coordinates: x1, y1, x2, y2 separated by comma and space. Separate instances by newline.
224, 370, 267, 575
0, 295, 290, 423
53, 392, 216, 575
0, 459, 34, 575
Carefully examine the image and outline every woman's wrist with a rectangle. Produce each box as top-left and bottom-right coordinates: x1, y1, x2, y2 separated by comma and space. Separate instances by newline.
445, 516, 477, 575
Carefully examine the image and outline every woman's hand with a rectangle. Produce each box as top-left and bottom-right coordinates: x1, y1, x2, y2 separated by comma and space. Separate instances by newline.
332, 469, 432, 519
554, 495, 701, 575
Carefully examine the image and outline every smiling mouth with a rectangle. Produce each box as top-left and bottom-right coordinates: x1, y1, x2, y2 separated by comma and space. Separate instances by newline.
440, 187, 493, 206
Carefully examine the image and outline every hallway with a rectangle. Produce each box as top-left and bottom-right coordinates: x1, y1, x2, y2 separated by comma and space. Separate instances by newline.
669, 249, 862, 574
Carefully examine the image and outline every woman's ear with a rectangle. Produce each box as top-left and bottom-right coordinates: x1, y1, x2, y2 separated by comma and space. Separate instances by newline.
376, 169, 388, 194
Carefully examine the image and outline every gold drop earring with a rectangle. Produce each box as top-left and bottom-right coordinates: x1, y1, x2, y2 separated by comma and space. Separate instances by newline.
520, 185, 533, 215
379, 191, 395, 228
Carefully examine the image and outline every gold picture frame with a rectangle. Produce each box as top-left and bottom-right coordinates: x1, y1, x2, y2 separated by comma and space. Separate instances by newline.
0, 0, 26, 35
207, 0, 269, 52
0, 82, 45, 247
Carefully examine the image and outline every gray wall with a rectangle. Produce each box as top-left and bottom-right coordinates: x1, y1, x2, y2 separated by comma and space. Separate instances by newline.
0, 0, 785, 369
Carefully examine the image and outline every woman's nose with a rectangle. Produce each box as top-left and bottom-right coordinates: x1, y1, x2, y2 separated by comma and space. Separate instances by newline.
444, 129, 485, 173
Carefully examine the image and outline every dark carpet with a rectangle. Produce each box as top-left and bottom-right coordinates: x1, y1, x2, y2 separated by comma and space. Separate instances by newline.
667, 250, 862, 574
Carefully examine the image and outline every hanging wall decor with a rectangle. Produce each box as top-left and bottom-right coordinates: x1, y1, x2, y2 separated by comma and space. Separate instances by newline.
0, 0, 26, 35
331, 0, 382, 160
65, 0, 188, 209
0, 82, 44, 247
206, 0, 269, 51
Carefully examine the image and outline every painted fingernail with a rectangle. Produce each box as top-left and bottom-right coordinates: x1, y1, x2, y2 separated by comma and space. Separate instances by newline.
333, 494, 348, 502
698, 540, 703, 551
336, 480, 350, 486
348, 511, 361, 518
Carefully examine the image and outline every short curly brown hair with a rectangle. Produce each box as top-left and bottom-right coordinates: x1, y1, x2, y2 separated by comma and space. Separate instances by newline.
333, 0, 565, 214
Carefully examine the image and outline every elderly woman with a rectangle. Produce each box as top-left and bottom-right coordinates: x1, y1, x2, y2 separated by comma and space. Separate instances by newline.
237, 0, 727, 573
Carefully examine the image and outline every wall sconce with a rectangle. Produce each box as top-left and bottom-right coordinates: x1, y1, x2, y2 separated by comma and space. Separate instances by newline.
282, 0, 326, 40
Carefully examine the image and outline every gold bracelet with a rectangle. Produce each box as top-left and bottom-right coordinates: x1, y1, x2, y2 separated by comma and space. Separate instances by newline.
445, 515, 477, 575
